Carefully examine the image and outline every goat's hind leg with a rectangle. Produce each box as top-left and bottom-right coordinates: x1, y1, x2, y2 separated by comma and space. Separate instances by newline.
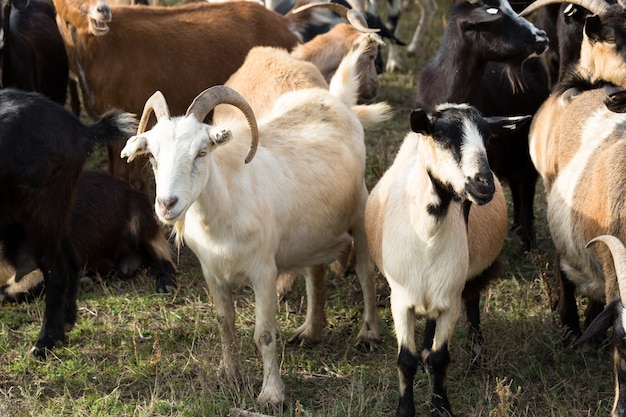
352, 188, 381, 348
288, 264, 327, 347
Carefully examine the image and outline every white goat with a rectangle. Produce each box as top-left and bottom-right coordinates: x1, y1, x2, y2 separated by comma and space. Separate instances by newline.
365, 103, 527, 417
120, 48, 391, 407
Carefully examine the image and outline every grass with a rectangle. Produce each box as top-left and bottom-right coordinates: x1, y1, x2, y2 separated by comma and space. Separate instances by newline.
0, 1, 617, 416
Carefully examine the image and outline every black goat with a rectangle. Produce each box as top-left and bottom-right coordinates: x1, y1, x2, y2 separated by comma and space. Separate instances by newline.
0, 0, 69, 105
0, 88, 137, 357
0, 170, 177, 302
415, 0, 550, 251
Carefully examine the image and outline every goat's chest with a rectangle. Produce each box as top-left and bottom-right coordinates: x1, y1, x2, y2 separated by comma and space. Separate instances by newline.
381, 201, 469, 311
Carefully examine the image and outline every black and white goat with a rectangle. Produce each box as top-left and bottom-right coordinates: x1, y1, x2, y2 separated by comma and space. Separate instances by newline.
365, 103, 528, 417
0, 88, 137, 357
120, 46, 390, 407
0, 170, 177, 302
0, 0, 69, 105
415, 0, 549, 250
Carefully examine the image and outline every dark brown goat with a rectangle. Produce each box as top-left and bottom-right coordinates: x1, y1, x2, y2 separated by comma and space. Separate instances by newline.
0, 170, 177, 302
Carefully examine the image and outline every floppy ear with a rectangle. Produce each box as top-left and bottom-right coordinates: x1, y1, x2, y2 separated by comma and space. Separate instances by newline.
605, 90, 626, 113
485, 115, 532, 135
410, 108, 432, 135
120, 134, 148, 163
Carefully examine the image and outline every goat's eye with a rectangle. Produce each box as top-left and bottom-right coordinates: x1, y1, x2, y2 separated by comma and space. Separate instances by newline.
486, 7, 498, 14
197, 150, 207, 158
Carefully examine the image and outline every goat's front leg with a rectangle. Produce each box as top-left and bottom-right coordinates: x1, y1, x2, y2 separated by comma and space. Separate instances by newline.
289, 264, 326, 347
252, 268, 284, 408
391, 293, 417, 417
204, 272, 239, 382
428, 309, 459, 417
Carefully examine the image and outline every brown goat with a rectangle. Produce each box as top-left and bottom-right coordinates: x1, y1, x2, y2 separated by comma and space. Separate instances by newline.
53, 0, 303, 192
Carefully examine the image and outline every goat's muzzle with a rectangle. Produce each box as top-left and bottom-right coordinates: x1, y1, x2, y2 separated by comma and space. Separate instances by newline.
465, 170, 495, 206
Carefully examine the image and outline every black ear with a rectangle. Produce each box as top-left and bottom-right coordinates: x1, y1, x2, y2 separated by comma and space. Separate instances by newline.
574, 298, 622, 347
11, 0, 30, 10
605, 90, 626, 113
584, 14, 602, 42
485, 114, 532, 135
410, 109, 432, 135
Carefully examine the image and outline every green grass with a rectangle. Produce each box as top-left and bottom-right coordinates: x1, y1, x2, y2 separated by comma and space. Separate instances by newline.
0, 1, 618, 416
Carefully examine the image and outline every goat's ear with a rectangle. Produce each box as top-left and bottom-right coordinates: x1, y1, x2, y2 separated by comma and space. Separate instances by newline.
410, 109, 432, 135
120, 135, 148, 163
574, 298, 623, 347
584, 15, 603, 43
605, 91, 626, 113
11, 0, 29, 10
208, 127, 232, 146
485, 115, 532, 135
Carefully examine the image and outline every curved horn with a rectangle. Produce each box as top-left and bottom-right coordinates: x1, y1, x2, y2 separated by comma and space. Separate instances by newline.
587, 235, 626, 299
291, 2, 379, 33
137, 91, 171, 134
185, 85, 259, 164
519, 0, 610, 17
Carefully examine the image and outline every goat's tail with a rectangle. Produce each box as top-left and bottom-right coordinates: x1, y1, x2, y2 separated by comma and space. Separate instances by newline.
83, 110, 138, 151
329, 39, 366, 108
352, 102, 393, 128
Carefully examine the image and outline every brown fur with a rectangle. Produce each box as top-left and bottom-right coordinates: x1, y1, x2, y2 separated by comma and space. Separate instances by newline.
53, 0, 301, 192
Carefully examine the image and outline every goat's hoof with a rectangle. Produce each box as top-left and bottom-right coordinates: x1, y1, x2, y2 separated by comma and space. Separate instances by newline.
257, 389, 285, 411
288, 328, 323, 348
156, 275, 177, 294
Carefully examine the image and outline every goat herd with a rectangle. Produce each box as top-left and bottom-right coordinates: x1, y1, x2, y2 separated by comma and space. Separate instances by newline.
1, 0, 626, 415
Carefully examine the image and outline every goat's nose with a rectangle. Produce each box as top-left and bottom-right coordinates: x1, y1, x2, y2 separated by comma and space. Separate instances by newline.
473, 170, 494, 188
157, 196, 178, 212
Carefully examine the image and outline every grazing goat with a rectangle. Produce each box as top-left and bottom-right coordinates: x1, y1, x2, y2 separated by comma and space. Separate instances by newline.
0, 170, 177, 302
0, 88, 137, 357
120, 46, 391, 406
575, 235, 626, 417
525, 0, 626, 341
0, 0, 69, 105
365, 103, 528, 417
415, 0, 550, 250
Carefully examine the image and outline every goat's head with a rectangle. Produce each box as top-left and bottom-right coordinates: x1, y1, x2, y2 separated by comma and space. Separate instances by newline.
120, 86, 259, 225
410, 103, 530, 205
575, 234, 626, 417
352, 32, 383, 100
450, 0, 549, 64
522, 0, 626, 87
55, 0, 111, 36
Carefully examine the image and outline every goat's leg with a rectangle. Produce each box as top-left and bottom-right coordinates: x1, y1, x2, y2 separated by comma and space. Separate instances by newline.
252, 270, 284, 408
557, 262, 582, 344
352, 188, 381, 347
614, 351, 626, 417
407, 0, 438, 56
464, 293, 484, 367
385, 0, 403, 73
508, 172, 538, 250
391, 294, 417, 417
32, 251, 71, 357
428, 309, 459, 417
288, 264, 327, 347
144, 233, 177, 293
204, 270, 239, 382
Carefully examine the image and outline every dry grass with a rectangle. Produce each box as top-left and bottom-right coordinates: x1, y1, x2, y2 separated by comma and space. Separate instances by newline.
0, 1, 618, 416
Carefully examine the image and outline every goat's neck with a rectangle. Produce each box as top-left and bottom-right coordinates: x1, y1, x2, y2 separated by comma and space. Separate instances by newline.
406, 145, 461, 237
190, 156, 237, 232
417, 40, 487, 109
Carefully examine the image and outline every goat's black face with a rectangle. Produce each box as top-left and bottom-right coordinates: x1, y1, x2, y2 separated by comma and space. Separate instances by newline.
456, 0, 549, 63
